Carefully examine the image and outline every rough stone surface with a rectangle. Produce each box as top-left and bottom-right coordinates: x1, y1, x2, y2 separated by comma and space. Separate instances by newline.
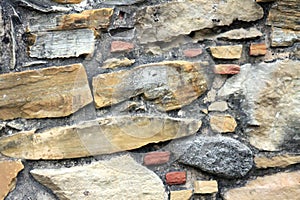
194, 180, 218, 194
208, 101, 228, 112
102, 58, 135, 69
217, 28, 262, 40
143, 151, 170, 166
93, 61, 208, 111
210, 45, 243, 59
102, 0, 144, 5
250, 43, 267, 56
166, 171, 186, 185
270, 27, 300, 47
31, 155, 167, 200
0, 116, 202, 159
52, 0, 83, 3
218, 60, 300, 151
110, 41, 134, 52
255, 154, 300, 168
180, 136, 253, 178
0, 64, 92, 120
136, 0, 263, 43
170, 190, 193, 200
0, 160, 24, 200
210, 115, 237, 133
223, 171, 300, 200
214, 64, 240, 74
183, 48, 202, 58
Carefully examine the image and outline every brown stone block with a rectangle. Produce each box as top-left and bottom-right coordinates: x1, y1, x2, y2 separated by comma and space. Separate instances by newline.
210, 45, 243, 59
111, 41, 134, 53
166, 171, 186, 185
183, 48, 203, 58
214, 64, 240, 74
143, 151, 171, 166
250, 43, 267, 56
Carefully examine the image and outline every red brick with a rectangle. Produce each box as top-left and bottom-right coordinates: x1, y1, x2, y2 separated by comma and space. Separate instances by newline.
166, 171, 186, 185
183, 48, 203, 58
214, 64, 240, 75
250, 43, 267, 56
111, 41, 134, 53
143, 151, 170, 166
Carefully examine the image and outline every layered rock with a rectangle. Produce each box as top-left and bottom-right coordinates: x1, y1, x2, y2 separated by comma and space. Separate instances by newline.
255, 154, 300, 168
31, 155, 167, 200
0, 64, 92, 120
217, 28, 262, 40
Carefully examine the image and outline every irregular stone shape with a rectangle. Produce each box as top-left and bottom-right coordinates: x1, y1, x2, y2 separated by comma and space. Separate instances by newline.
194, 180, 218, 194
0, 5, 3, 37
29, 29, 95, 59
28, 8, 114, 32
31, 155, 167, 200
214, 64, 240, 74
183, 48, 203, 58
180, 136, 253, 178
250, 43, 267, 56
218, 60, 300, 151
136, 0, 263, 43
223, 171, 300, 200
217, 28, 262, 40
17, 0, 72, 13
143, 151, 170, 166
256, 0, 275, 2
102, 0, 144, 5
0, 64, 92, 120
255, 154, 300, 168
111, 41, 134, 52
210, 45, 243, 59
0, 116, 202, 159
93, 61, 207, 111
0, 160, 24, 200
208, 101, 228, 112
52, 0, 83, 3
166, 171, 186, 185
210, 115, 237, 133
170, 190, 193, 200
270, 27, 300, 47
102, 58, 135, 69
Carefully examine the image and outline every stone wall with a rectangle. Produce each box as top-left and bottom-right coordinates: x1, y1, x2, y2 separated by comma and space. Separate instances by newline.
0, 0, 299, 199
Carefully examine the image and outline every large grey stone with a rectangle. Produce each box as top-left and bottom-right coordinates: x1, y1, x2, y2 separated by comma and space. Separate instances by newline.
179, 136, 253, 178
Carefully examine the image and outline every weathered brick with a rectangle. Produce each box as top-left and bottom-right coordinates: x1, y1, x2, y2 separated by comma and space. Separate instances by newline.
250, 43, 267, 56
166, 171, 186, 185
214, 64, 240, 74
183, 48, 203, 58
111, 41, 134, 53
143, 151, 171, 166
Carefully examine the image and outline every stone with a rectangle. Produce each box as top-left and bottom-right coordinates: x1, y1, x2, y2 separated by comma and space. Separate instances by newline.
250, 43, 267, 56
0, 64, 92, 120
31, 155, 167, 200
180, 136, 253, 178
0, 116, 202, 160
102, 58, 135, 69
28, 29, 95, 59
102, 0, 144, 5
183, 48, 203, 58
170, 190, 193, 200
210, 45, 243, 59
143, 151, 170, 166
28, 8, 114, 32
223, 171, 300, 200
254, 154, 300, 168
17, 0, 72, 13
0, 160, 24, 200
52, 0, 83, 3
210, 115, 237, 133
93, 61, 207, 111
214, 64, 240, 75
270, 27, 300, 47
110, 41, 134, 52
208, 101, 228, 112
136, 0, 263, 43
256, 0, 275, 2
218, 60, 300, 151
194, 180, 218, 194
217, 28, 263, 40
0, 5, 3, 37
166, 171, 186, 185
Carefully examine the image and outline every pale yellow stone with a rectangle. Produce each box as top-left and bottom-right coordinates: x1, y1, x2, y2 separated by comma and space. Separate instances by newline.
210, 45, 243, 59
255, 154, 300, 168
102, 58, 135, 69
194, 180, 218, 194
208, 101, 228, 112
210, 115, 237, 133
170, 190, 193, 200
223, 171, 300, 200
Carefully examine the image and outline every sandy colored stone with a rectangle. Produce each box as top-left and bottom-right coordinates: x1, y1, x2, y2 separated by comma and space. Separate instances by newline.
194, 180, 218, 194
250, 43, 267, 56
31, 155, 167, 200
52, 0, 83, 3
0, 64, 92, 120
223, 171, 300, 200
93, 61, 207, 111
255, 154, 300, 168
208, 101, 228, 112
214, 64, 240, 74
136, 0, 263, 43
0, 160, 24, 200
217, 28, 262, 40
0, 116, 201, 160
102, 58, 135, 69
210, 45, 243, 59
170, 190, 193, 200
210, 115, 237, 133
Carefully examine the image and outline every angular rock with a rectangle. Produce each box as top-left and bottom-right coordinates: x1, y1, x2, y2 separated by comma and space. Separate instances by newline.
31, 155, 167, 200
194, 180, 218, 194
93, 61, 207, 111
217, 28, 262, 40
255, 154, 300, 168
218, 60, 300, 151
208, 101, 228, 112
52, 0, 83, 3
210, 45, 243, 59
28, 8, 114, 32
136, 0, 263, 43
143, 151, 170, 166
214, 64, 240, 75
170, 190, 193, 200
0, 64, 92, 120
17, 0, 72, 13
183, 48, 203, 58
270, 27, 300, 47
0, 160, 24, 200
166, 171, 186, 185
223, 171, 300, 200
29, 29, 95, 59
250, 43, 267, 56
102, 58, 135, 69
0, 116, 202, 159
210, 115, 237, 133
111, 41, 134, 53
180, 136, 253, 178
